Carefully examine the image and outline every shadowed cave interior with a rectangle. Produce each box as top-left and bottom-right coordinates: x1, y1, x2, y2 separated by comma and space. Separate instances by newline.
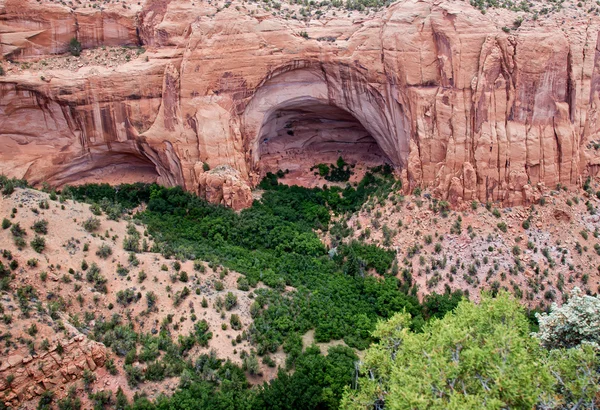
257, 100, 391, 185
52, 151, 160, 187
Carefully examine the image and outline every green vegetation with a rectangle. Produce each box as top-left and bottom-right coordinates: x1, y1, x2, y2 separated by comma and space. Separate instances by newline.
82, 217, 101, 232
2, 218, 11, 230
30, 235, 46, 253
32, 219, 48, 234
342, 292, 600, 409
310, 156, 356, 182
54, 174, 600, 410
68, 172, 431, 355
96, 243, 112, 259
68, 38, 82, 57
0, 175, 28, 196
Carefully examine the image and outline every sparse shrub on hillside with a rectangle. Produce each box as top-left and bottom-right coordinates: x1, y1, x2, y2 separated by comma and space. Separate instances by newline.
123, 235, 140, 252
146, 291, 158, 311
96, 243, 112, 259
82, 217, 100, 232
237, 276, 250, 291
173, 287, 190, 307
90, 203, 102, 215
85, 263, 107, 293
37, 390, 54, 410
1, 180, 14, 196
117, 288, 139, 306
230, 314, 242, 330
10, 222, 26, 238
116, 264, 129, 277
194, 320, 213, 347
125, 365, 143, 388
450, 217, 462, 235
242, 352, 261, 376
193, 260, 205, 272
225, 292, 238, 310
2, 218, 11, 230
32, 219, 48, 234
57, 387, 81, 410
0, 176, 26, 196
31, 235, 46, 253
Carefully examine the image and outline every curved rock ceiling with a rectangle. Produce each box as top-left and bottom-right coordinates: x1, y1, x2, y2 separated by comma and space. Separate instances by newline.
242, 67, 401, 174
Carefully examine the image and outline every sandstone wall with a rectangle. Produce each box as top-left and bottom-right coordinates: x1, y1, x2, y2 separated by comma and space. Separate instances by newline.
1, 0, 600, 207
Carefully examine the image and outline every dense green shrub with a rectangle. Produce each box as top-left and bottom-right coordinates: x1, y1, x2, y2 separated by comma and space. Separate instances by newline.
68, 38, 82, 57
338, 240, 396, 275
30, 235, 46, 253
96, 243, 112, 259
2, 218, 11, 230
32, 219, 48, 234
10, 222, 26, 238
82, 217, 100, 232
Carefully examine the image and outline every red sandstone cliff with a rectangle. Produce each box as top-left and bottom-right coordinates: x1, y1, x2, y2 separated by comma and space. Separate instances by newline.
1, 0, 600, 208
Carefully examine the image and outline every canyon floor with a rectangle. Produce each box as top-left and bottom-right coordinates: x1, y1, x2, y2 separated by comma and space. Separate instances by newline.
0, 171, 599, 408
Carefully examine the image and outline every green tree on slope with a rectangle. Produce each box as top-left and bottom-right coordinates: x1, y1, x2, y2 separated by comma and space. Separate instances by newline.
342, 292, 599, 410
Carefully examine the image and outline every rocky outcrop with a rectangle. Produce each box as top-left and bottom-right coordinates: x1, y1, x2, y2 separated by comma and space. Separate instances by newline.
0, 335, 107, 407
197, 165, 253, 210
1, 0, 600, 207
0, 0, 140, 60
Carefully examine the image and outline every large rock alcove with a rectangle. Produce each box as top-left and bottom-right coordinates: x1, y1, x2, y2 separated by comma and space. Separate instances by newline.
242, 65, 410, 180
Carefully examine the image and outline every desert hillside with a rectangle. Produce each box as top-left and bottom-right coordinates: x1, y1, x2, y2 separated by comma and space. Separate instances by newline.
0, 185, 275, 408
0, 169, 599, 408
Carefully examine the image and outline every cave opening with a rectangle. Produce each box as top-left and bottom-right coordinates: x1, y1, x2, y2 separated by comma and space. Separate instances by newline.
52, 150, 160, 187
257, 99, 391, 187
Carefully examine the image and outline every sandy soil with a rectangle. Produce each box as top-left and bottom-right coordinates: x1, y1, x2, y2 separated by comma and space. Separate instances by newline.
325, 180, 600, 308
0, 188, 278, 407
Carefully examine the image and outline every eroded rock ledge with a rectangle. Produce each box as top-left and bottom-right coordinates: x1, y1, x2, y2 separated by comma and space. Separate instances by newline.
0, 335, 107, 407
1, 0, 600, 208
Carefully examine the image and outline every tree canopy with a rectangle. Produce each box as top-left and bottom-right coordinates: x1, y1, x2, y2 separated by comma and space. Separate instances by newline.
342, 292, 600, 410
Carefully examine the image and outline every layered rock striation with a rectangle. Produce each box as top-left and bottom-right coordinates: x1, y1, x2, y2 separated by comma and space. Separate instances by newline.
1, 0, 600, 208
